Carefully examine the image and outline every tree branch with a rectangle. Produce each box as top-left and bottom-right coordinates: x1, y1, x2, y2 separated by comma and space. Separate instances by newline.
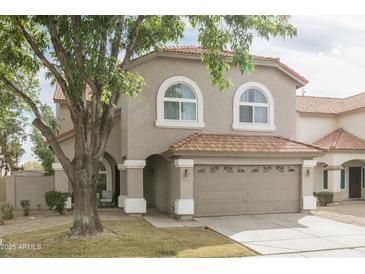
14, 16, 68, 93
120, 15, 144, 69
0, 74, 75, 181
110, 16, 124, 59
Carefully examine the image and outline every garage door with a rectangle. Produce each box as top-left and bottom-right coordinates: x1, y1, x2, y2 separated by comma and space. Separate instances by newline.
194, 165, 300, 217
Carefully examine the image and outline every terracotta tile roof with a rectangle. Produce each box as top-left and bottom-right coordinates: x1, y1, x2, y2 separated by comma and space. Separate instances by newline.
162, 46, 279, 62
54, 45, 308, 102
297, 92, 365, 114
169, 133, 324, 153
313, 128, 365, 150
161, 46, 308, 85
53, 85, 64, 101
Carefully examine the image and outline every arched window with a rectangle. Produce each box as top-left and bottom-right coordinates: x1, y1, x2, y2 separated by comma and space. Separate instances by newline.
164, 83, 197, 121
233, 82, 275, 131
156, 76, 204, 128
96, 158, 112, 194
239, 88, 268, 124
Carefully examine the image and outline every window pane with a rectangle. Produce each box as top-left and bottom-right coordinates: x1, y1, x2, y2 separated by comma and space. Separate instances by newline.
239, 105, 253, 123
164, 101, 179, 120
181, 102, 196, 121
254, 106, 268, 123
240, 89, 267, 103
323, 169, 328, 189
165, 83, 195, 99
341, 169, 345, 189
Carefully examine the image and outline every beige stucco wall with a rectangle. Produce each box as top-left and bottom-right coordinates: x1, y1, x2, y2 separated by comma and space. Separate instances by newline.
313, 164, 324, 193
338, 110, 365, 139
54, 170, 70, 192
55, 56, 301, 162
168, 161, 180, 213
123, 56, 299, 159
143, 155, 169, 212
296, 113, 338, 144
5, 172, 55, 210
56, 103, 73, 132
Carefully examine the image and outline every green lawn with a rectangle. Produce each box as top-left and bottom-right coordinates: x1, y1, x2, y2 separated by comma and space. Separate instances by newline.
0, 218, 256, 258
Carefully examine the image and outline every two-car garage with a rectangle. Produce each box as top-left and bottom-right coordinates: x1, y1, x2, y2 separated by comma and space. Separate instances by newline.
193, 165, 300, 217
168, 133, 323, 217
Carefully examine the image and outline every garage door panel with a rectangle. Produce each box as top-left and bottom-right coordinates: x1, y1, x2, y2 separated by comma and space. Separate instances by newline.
194, 165, 300, 217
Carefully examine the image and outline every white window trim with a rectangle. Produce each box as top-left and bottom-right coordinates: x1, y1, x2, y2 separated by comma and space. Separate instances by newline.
155, 76, 204, 129
232, 82, 275, 132
100, 158, 113, 191
323, 165, 328, 190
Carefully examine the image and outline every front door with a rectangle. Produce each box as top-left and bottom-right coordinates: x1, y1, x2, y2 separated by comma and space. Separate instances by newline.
349, 167, 362, 198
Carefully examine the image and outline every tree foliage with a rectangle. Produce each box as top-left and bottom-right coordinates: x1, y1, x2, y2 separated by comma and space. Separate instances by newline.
0, 15, 296, 235
0, 89, 26, 175
23, 160, 43, 171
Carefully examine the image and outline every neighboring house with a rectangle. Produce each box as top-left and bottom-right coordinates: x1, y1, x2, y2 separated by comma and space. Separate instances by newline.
297, 94, 365, 201
51, 46, 325, 219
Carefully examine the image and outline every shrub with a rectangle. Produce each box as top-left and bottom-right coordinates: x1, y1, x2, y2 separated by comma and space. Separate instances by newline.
313, 192, 318, 198
45, 191, 69, 215
317, 191, 334, 206
0, 202, 14, 220
20, 200, 30, 216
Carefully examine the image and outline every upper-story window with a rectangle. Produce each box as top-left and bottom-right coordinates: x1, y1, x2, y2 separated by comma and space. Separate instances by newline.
233, 82, 275, 131
156, 76, 204, 129
164, 83, 197, 121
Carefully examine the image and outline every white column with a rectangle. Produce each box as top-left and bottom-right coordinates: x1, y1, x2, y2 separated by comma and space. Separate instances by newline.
301, 160, 317, 210
122, 160, 147, 214
174, 159, 194, 217
327, 166, 343, 202
117, 164, 126, 208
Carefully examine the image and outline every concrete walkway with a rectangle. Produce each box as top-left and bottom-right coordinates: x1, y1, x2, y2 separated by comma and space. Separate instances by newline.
195, 213, 365, 257
144, 209, 202, 228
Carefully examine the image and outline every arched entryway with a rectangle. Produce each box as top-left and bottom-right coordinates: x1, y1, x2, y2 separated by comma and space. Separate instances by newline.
340, 159, 365, 199
96, 151, 119, 202
143, 154, 169, 213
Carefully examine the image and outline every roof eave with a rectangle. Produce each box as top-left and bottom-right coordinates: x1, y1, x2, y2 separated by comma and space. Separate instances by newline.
164, 150, 325, 158
127, 50, 308, 87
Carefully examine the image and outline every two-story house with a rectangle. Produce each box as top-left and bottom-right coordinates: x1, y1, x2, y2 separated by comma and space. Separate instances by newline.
51, 46, 325, 219
297, 94, 365, 202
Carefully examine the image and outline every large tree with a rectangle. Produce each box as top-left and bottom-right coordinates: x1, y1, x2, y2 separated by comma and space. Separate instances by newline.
0, 16, 296, 236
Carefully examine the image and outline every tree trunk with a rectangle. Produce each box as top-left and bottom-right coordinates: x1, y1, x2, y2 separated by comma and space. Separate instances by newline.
69, 165, 104, 237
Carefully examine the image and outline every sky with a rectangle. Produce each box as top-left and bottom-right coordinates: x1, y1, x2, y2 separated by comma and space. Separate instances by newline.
19, 15, 365, 164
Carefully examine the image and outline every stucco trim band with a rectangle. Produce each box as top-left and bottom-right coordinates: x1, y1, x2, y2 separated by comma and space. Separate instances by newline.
174, 159, 194, 168
124, 198, 147, 214
122, 160, 146, 169
303, 160, 317, 168
174, 199, 194, 215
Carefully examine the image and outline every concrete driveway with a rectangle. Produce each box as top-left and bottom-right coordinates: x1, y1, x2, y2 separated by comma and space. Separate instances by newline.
195, 213, 365, 257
